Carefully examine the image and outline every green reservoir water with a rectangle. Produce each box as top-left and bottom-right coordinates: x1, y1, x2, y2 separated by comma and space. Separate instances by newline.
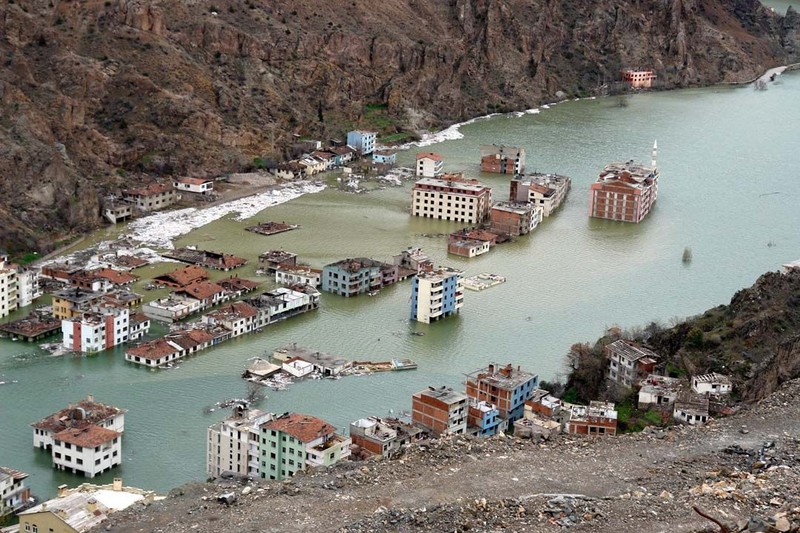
2, 74, 799, 499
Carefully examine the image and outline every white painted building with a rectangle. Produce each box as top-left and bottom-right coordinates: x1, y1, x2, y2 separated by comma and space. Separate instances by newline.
0, 467, 30, 519
173, 177, 214, 195
637, 374, 683, 408
415, 152, 444, 177
275, 265, 322, 288
509, 174, 572, 217
142, 295, 203, 322
282, 358, 314, 378
207, 405, 274, 479
31, 396, 126, 478
61, 306, 145, 354
411, 174, 492, 224
673, 393, 710, 426
51, 426, 122, 478
15, 267, 41, 308
0, 254, 18, 319
691, 373, 732, 396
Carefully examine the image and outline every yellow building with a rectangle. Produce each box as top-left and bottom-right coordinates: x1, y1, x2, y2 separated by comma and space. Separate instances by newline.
16, 479, 158, 533
51, 289, 103, 320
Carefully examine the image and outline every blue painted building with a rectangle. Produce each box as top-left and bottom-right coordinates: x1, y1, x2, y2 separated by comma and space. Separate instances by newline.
346, 130, 377, 155
466, 363, 539, 424
467, 400, 507, 437
321, 258, 387, 297
410, 267, 464, 324
372, 150, 397, 165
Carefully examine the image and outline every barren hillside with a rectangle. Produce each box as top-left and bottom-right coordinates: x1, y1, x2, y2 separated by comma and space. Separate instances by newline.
1, 0, 798, 252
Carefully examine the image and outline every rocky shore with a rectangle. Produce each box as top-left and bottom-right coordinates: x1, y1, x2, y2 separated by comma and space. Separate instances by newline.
96, 379, 800, 533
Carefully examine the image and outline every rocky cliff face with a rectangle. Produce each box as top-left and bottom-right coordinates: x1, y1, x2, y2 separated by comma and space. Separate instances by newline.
1, 0, 798, 252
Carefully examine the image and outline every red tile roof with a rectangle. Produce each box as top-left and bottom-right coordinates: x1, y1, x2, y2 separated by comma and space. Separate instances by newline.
177, 280, 225, 301
177, 177, 212, 186
155, 265, 209, 287
416, 152, 443, 161
54, 425, 120, 448
31, 398, 124, 433
217, 277, 260, 292
126, 339, 180, 360
261, 413, 335, 443
94, 268, 139, 285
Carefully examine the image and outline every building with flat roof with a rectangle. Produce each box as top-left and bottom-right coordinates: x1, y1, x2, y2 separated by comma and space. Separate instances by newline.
349, 417, 422, 459
411, 386, 468, 436
51, 288, 105, 320
606, 339, 659, 387
410, 267, 464, 324
0, 255, 18, 319
638, 374, 684, 408
275, 264, 322, 288
321, 258, 398, 297
416, 152, 444, 177
411, 173, 492, 224
589, 155, 659, 224
258, 250, 298, 273
259, 413, 350, 481
622, 69, 656, 89
691, 373, 732, 396
673, 392, 710, 426
465, 363, 539, 423
16, 479, 158, 533
490, 202, 542, 236
346, 130, 376, 155
509, 173, 571, 217
207, 404, 274, 479
61, 306, 142, 353
479, 145, 525, 174
566, 401, 618, 436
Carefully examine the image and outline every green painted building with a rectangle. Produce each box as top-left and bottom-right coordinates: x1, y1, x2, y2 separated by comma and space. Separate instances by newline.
259, 413, 351, 481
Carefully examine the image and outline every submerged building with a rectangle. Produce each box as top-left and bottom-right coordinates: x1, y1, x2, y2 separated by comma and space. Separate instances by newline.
411, 173, 492, 224
589, 142, 659, 223
410, 267, 464, 324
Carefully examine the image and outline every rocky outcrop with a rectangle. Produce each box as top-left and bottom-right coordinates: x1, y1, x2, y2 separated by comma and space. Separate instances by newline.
0, 0, 798, 252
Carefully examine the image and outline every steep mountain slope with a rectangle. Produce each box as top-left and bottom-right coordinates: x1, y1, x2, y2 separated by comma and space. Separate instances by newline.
1, 0, 797, 252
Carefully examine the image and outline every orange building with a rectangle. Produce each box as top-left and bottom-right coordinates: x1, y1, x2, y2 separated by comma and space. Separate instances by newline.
588, 159, 659, 223
411, 387, 468, 436
622, 69, 656, 89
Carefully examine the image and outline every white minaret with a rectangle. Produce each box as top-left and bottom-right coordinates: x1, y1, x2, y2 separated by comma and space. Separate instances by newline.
652, 140, 658, 168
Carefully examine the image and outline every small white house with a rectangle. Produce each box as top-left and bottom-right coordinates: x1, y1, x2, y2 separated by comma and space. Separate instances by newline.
691, 373, 732, 396
174, 177, 214, 195
282, 358, 314, 378
673, 393, 709, 426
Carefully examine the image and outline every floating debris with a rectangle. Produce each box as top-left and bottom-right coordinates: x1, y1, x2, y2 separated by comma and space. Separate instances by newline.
464, 273, 507, 291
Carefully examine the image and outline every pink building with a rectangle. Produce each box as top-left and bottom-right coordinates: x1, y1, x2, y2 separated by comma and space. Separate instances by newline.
622, 70, 656, 89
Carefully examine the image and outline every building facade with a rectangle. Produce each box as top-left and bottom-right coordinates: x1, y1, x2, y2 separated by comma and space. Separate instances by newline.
123, 183, 179, 212
0, 466, 30, 519
566, 401, 618, 436
489, 202, 542, 236
346, 130, 376, 155
588, 161, 659, 223
372, 150, 396, 165
207, 405, 274, 479
349, 417, 421, 459
259, 413, 351, 481
465, 363, 539, 423
173, 177, 214, 195
415, 152, 444, 177
411, 387, 468, 436
691, 373, 732, 396
275, 265, 322, 288
411, 174, 492, 224
622, 69, 656, 89
410, 267, 464, 324
61, 306, 144, 353
606, 339, 659, 387
321, 258, 394, 297
0, 255, 18, 319
479, 145, 525, 174
509, 173, 571, 217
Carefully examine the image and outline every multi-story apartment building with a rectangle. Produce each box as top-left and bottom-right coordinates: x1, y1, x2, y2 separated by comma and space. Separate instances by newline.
31, 396, 126, 478
479, 145, 526, 174
589, 158, 659, 223
123, 183, 180, 212
346, 130, 376, 155
467, 400, 507, 437
207, 404, 274, 479
465, 363, 539, 423
51, 288, 105, 320
605, 339, 659, 387
393, 247, 434, 273
622, 69, 656, 89
275, 264, 322, 288
0, 253, 18, 319
15, 266, 41, 308
411, 173, 492, 224
349, 417, 422, 459
0, 466, 30, 520
566, 401, 618, 436
61, 306, 133, 353
410, 267, 464, 324
321, 258, 397, 297
489, 202, 543, 236
259, 413, 351, 481
411, 386, 468, 436
509, 173, 571, 217
415, 152, 444, 177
